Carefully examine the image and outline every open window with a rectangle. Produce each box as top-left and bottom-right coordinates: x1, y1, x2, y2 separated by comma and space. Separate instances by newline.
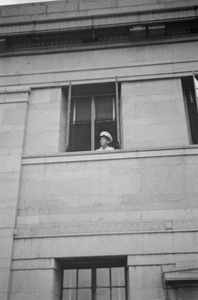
182, 73, 198, 144
65, 80, 121, 152
61, 256, 127, 300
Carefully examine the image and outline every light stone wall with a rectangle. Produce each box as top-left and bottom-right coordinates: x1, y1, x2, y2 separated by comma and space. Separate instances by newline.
0, 1, 198, 299
14, 147, 198, 299
23, 88, 64, 155
9, 259, 61, 300
17, 151, 198, 229
0, 92, 28, 300
122, 78, 189, 149
9, 269, 59, 300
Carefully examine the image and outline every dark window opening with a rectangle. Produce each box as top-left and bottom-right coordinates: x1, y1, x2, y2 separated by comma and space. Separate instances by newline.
65, 82, 120, 152
182, 75, 198, 144
61, 257, 127, 300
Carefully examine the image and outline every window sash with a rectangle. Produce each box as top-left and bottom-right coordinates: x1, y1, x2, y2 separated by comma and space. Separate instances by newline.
193, 71, 198, 107
182, 75, 198, 144
62, 266, 126, 300
65, 82, 72, 151
65, 79, 121, 152
115, 76, 121, 148
69, 93, 116, 151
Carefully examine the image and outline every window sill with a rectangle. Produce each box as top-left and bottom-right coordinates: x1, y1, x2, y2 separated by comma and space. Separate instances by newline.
22, 145, 198, 165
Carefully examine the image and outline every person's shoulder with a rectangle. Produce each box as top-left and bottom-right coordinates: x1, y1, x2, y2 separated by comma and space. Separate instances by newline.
96, 146, 114, 151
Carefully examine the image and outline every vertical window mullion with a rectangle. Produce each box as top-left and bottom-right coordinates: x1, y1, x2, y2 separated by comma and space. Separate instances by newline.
125, 266, 128, 300
92, 267, 96, 300
193, 71, 198, 109
76, 269, 79, 300
91, 96, 95, 150
112, 96, 116, 121
110, 268, 112, 300
65, 81, 72, 151
182, 76, 198, 144
192, 72, 198, 143
73, 99, 76, 123
115, 76, 121, 148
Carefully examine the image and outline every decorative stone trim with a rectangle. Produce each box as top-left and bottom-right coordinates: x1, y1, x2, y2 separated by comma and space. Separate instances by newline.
0, 89, 30, 104
15, 220, 198, 238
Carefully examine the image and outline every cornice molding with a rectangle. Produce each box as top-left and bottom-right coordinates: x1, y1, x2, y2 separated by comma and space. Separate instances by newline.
0, 5, 197, 37
0, 88, 30, 104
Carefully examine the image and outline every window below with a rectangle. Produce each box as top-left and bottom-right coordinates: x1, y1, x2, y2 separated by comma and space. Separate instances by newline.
61, 257, 127, 300
64, 81, 121, 152
182, 74, 198, 144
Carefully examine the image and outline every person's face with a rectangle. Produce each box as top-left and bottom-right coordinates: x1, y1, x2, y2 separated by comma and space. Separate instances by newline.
100, 136, 109, 148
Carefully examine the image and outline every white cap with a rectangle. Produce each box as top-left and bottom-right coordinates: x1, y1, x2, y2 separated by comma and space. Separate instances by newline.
100, 131, 113, 143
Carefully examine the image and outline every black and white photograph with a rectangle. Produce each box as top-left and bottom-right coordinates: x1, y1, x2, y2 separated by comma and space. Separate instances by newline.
0, 0, 198, 300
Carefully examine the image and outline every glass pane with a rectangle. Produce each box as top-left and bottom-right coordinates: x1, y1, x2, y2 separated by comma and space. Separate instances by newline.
69, 123, 91, 151
95, 96, 113, 121
78, 289, 91, 300
186, 89, 196, 103
96, 288, 110, 300
112, 288, 125, 300
78, 269, 91, 287
62, 289, 76, 300
63, 270, 77, 288
111, 268, 125, 286
97, 268, 110, 287
75, 97, 91, 122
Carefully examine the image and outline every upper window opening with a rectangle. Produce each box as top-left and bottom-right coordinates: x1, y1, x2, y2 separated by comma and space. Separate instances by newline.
64, 81, 121, 152
182, 74, 198, 144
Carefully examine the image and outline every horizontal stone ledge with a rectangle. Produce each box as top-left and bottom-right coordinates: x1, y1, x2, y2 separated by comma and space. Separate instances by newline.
22, 146, 198, 165
11, 254, 198, 270
0, 86, 30, 94
14, 219, 198, 239
127, 253, 198, 266
11, 258, 56, 271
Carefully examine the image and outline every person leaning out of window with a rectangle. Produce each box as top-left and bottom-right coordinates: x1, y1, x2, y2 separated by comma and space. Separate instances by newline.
96, 131, 114, 151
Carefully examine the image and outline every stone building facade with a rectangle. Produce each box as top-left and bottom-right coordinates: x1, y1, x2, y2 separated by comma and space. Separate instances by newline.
0, 0, 198, 299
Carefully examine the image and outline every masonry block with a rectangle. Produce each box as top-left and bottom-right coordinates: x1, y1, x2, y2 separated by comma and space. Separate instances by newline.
9, 267, 58, 300
0, 269, 10, 293
118, 0, 158, 7
122, 79, 189, 149
79, 0, 116, 10
24, 88, 62, 155
47, 2, 78, 13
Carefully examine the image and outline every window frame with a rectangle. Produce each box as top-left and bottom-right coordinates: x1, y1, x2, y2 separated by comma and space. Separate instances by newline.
182, 74, 198, 144
65, 79, 121, 152
60, 257, 127, 300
